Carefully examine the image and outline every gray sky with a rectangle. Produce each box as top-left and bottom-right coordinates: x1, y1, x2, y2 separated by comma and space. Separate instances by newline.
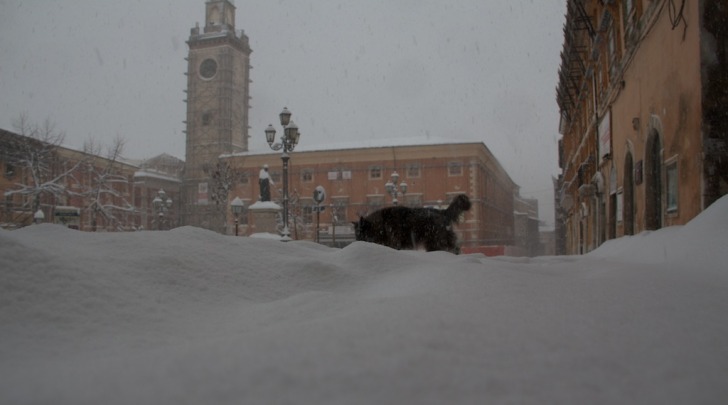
0, 0, 565, 225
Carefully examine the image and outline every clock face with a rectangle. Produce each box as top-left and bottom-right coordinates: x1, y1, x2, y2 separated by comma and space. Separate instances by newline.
199, 58, 218, 79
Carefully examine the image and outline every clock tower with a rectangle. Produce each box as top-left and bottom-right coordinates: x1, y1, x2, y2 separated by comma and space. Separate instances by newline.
183, 0, 251, 230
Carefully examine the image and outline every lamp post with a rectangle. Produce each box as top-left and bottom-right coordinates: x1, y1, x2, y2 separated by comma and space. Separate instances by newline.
152, 188, 173, 230
265, 107, 301, 241
385, 171, 408, 206
34, 208, 45, 224
230, 196, 244, 236
313, 186, 326, 243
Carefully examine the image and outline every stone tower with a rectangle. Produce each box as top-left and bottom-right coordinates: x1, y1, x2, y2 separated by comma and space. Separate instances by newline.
182, 0, 251, 231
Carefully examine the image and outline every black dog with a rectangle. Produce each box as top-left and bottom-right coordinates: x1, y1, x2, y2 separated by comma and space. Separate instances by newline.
353, 194, 471, 254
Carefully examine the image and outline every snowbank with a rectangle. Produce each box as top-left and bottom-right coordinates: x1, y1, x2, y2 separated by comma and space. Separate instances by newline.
1, 196, 727, 404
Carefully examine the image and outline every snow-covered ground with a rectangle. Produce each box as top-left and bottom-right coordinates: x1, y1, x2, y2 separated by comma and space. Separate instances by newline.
2, 197, 727, 404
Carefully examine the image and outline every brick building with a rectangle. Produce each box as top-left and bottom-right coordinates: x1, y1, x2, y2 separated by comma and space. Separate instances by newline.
1, 128, 181, 231
556, 0, 727, 254
221, 139, 518, 250
1, 126, 524, 252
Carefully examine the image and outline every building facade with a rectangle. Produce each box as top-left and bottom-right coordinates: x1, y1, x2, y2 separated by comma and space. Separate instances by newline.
514, 194, 542, 256
182, 0, 252, 231
1, 125, 527, 253
221, 141, 519, 250
1, 128, 181, 231
556, 0, 727, 254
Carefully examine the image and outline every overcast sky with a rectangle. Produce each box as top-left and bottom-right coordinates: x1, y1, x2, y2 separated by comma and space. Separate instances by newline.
0, 0, 565, 225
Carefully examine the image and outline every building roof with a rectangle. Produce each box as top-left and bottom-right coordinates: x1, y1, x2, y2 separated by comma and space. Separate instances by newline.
223, 136, 516, 188
226, 136, 486, 157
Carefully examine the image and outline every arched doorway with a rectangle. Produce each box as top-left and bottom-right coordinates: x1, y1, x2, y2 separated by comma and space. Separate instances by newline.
623, 150, 635, 235
645, 129, 662, 230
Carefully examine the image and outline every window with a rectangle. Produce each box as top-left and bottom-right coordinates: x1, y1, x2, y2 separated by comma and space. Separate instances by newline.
240, 171, 249, 185
448, 161, 463, 176
202, 112, 213, 126
328, 169, 351, 180
404, 194, 422, 207
301, 169, 313, 183
4, 163, 15, 178
366, 195, 384, 213
302, 205, 313, 224
406, 163, 421, 178
332, 197, 349, 223
616, 190, 623, 223
608, 28, 617, 80
327, 169, 351, 181
666, 160, 678, 213
369, 166, 382, 180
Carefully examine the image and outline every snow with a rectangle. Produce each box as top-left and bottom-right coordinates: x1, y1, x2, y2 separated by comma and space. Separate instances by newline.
250, 232, 283, 240
248, 201, 281, 210
133, 170, 182, 183
225, 136, 480, 157
1, 197, 728, 404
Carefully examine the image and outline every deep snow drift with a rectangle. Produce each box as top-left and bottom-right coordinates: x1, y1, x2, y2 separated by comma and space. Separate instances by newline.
2, 197, 727, 404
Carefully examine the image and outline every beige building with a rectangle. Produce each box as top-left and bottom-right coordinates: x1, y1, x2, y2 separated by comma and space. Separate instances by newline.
556, 0, 727, 254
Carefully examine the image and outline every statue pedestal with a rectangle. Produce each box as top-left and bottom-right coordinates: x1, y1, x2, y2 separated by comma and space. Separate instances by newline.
248, 201, 281, 236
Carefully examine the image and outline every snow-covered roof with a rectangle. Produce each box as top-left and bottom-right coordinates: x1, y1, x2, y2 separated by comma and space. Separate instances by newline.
225, 136, 484, 158
133, 170, 181, 183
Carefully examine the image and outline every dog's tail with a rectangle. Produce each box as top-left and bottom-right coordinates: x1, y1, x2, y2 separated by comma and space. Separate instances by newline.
444, 194, 471, 223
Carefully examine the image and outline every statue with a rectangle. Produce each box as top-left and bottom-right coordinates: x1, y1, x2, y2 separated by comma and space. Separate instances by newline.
258, 164, 275, 201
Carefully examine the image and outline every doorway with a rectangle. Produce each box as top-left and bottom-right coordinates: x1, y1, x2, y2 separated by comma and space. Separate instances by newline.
645, 130, 662, 230
624, 151, 635, 235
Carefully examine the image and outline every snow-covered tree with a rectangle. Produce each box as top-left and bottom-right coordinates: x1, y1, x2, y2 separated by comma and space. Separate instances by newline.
204, 161, 240, 233
77, 135, 135, 231
2, 114, 84, 216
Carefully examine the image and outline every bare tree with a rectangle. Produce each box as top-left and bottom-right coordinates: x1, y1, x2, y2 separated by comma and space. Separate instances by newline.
3, 114, 84, 215
77, 134, 135, 231
204, 161, 239, 233
288, 189, 313, 240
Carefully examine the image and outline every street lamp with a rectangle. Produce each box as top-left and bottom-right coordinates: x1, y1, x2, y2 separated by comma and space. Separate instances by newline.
34, 208, 45, 224
152, 188, 173, 230
385, 171, 408, 206
264, 107, 301, 241
230, 196, 244, 236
